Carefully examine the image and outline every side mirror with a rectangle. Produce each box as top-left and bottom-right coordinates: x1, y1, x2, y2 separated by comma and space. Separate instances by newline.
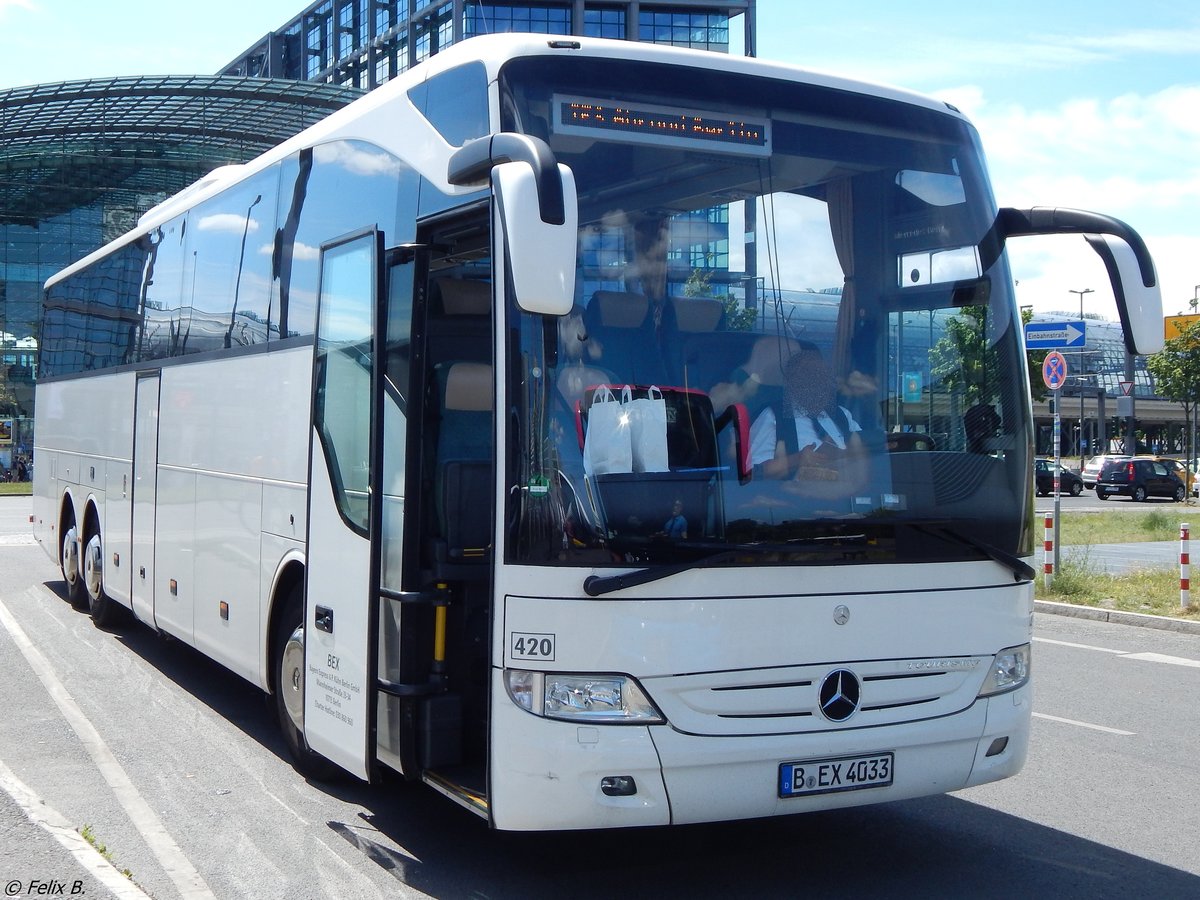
448, 133, 577, 317
1083, 233, 1163, 356
492, 160, 577, 316
988, 207, 1163, 355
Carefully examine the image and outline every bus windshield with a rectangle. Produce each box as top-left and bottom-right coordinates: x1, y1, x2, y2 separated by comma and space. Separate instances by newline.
500, 56, 1033, 570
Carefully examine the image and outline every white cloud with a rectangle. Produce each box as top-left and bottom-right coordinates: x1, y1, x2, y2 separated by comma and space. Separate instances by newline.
1065, 27, 1200, 56
933, 83, 1200, 318
197, 212, 260, 234
314, 142, 403, 177
781, 28, 1186, 89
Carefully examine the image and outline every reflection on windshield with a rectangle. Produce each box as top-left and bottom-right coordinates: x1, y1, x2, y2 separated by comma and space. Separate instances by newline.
503, 59, 1033, 569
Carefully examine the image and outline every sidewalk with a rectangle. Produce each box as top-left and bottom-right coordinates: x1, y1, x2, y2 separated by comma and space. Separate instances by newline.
1035, 599, 1200, 635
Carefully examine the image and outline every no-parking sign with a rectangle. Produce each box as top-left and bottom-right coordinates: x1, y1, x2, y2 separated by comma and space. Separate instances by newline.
1042, 351, 1068, 391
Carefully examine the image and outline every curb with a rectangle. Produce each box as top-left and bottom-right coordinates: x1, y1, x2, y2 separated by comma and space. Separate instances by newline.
1034, 599, 1200, 635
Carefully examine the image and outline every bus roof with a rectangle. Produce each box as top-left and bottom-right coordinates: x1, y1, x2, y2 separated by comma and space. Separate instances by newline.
46, 33, 965, 290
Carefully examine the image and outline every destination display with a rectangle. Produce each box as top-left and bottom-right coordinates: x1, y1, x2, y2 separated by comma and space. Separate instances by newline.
555, 95, 770, 155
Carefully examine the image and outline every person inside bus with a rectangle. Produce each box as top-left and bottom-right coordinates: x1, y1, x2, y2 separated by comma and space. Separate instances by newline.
661, 498, 689, 540
752, 343, 871, 499
708, 334, 800, 421
964, 400, 1001, 453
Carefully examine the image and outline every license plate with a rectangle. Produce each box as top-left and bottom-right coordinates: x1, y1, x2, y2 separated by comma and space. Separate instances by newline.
1103, 485, 1120, 493
779, 752, 894, 798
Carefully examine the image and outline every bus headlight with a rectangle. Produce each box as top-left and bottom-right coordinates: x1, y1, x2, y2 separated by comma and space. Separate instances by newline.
977, 643, 1031, 697
505, 669, 665, 724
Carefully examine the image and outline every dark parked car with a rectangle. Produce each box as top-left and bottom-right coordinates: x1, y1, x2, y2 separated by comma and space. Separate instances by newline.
1095, 457, 1186, 502
1034, 459, 1083, 496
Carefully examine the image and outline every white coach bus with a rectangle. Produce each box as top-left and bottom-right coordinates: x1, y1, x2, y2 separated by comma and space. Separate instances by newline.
33, 34, 1162, 830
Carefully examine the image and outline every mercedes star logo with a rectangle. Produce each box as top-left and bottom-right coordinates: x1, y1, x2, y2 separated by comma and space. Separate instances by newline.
833, 604, 850, 626
818, 669, 861, 722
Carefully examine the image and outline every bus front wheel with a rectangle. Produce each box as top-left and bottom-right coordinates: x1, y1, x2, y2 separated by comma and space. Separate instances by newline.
272, 587, 340, 780
61, 523, 86, 609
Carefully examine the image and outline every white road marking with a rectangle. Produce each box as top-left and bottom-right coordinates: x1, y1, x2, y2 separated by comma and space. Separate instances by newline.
0, 533, 36, 546
261, 785, 310, 825
1034, 637, 1125, 654
1121, 651, 1200, 668
0, 594, 217, 899
1032, 713, 1136, 735
1033, 637, 1200, 733
1035, 637, 1200, 667
0, 755, 153, 900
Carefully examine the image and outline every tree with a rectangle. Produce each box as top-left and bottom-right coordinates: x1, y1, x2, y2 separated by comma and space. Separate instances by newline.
1146, 318, 1200, 468
931, 305, 1049, 408
929, 305, 996, 405
1021, 307, 1049, 403
683, 268, 756, 331
0, 365, 16, 416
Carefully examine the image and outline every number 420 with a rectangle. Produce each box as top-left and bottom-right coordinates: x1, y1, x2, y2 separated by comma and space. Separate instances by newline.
510, 632, 555, 661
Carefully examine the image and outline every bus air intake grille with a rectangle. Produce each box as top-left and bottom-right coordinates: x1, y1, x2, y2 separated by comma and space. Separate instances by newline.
643, 657, 990, 737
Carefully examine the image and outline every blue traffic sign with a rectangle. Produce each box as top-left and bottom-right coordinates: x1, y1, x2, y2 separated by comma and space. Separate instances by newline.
1025, 320, 1086, 349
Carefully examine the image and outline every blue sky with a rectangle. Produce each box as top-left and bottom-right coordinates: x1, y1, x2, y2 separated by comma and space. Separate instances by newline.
2, 1, 1196, 321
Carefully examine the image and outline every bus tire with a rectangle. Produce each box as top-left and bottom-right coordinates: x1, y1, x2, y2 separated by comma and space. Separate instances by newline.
61, 520, 87, 609
272, 586, 340, 780
83, 528, 124, 629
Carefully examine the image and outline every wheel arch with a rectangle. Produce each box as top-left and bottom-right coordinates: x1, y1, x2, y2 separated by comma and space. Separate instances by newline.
82, 494, 103, 540
57, 486, 80, 542
263, 551, 306, 695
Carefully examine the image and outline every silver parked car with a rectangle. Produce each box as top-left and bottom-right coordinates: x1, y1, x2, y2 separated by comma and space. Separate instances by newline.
1081, 454, 1131, 490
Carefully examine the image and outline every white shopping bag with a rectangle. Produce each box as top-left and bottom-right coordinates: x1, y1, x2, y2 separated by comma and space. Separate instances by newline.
626, 385, 669, 473
583, 387, 632, 475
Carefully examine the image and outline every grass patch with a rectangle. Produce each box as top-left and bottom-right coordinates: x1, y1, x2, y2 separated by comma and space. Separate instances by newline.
0, 482, 31, 496
1041, 505, 1200, 621
1035, 555, 1200, 620
80, 824, 133, 879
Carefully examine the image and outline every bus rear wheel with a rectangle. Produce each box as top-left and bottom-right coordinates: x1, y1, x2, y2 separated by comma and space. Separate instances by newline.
83, 530, 125, 628
272, 587, 340, 780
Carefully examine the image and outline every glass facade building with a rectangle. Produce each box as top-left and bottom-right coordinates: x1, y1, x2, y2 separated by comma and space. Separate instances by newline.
220, 0, 755, 307
0, 76, 360, 462
221, 1, 753, 89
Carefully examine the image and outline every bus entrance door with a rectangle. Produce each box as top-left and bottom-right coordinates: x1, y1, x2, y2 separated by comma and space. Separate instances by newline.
302, 231, 383, 779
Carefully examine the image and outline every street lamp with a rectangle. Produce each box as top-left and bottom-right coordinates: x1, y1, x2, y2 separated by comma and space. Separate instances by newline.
1069, 288, 1094, 464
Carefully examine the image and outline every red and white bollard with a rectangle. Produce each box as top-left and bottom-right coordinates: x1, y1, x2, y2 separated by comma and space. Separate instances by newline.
1180, 523, 1190, 610
1044, 513, 1054, 588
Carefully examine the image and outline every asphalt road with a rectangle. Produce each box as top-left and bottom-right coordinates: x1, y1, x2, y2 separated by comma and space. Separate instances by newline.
2, 495, 1198, 899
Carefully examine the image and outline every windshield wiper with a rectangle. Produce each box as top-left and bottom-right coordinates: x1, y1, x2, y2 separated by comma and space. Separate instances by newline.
584, 549, 742, 597
905, 521, 1035, 583
582, 535, 871, 597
